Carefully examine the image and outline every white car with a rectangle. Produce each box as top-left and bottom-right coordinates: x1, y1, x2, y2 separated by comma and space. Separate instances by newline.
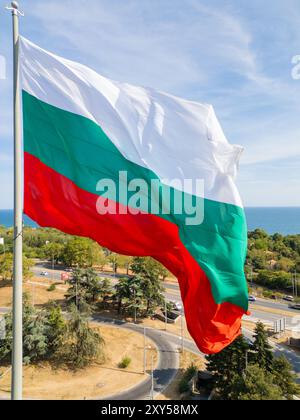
40, 271, 49, 276
171, 301, 183, 312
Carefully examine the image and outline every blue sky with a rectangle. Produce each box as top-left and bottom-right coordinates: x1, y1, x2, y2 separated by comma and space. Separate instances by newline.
0, 0, 300, 208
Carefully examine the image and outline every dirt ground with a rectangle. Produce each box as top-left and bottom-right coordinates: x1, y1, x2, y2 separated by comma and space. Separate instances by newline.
0, 324, 157, 400
0, 279, 67, 307
156, 351, 206, 400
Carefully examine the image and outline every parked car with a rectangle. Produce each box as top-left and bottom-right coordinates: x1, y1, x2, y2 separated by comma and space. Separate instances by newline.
248, 295, 257, 302
289, 304, 300, 310
40, 271, 49, 276
283, 295, 294, 302
169, 301, 183, 312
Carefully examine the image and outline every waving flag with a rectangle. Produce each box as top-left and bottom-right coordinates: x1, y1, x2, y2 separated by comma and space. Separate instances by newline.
20, 37, 248, 354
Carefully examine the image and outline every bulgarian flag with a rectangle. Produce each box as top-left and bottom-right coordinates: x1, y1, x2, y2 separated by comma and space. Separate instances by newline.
20, 37, 248, 354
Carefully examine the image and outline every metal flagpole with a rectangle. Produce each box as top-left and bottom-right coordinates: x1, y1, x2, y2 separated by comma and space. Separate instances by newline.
6, 1, 24, 401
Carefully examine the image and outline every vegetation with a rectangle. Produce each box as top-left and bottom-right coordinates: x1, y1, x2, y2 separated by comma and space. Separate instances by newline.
0, 294, 105, 370
178, 364, 197, 394
114, 257, 165, 318
61, 304, 105, 369
0, 253, 33, 282
247, 229, 300, 294
206, 322, 299, 400
0, 294, 65, 365
118, 356, 132, 369
250, 322, 274, 371
1, 225, 298, 296
65, 268, 101, 312
47, 283, 56, 292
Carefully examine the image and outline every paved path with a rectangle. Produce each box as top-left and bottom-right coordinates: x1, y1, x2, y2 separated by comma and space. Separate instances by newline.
92, 316, 180, 400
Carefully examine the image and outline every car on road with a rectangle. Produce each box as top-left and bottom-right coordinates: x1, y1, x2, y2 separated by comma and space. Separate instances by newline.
65, 268, 73, 273
283, 295, 294, 302
169, 301, 183, 312
248, 295, 257, 302
40, 271, 49, 276
289, 303, 300, 310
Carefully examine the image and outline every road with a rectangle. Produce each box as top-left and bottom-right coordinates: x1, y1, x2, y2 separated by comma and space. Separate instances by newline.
31, 262, 300, 330
87, 316, 180, 400
33, 262, 300, 312
164, 285, 300, 329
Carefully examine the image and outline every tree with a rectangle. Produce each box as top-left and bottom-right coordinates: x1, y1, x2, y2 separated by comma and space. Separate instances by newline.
0, 253, 13, 281
250, 322, 274, 372
139, 275, 165, 315
230, 365, 284, 400
206, 335, 250, 400
62, 237, 102, 268
130, 257, 165, 315
114, 277, 132, 314
108, 253, 132, 274
65, 268, 101, 312
44, 304, 66, 357
0, 253, 33, 282
61, 305, 104, 369
114, 268, 165, 318
256, 270, 291, 290
0, 294, 48, 365
98, 278, 113, 308
272, 355, 300, 400
43, 242, 64, 265
89, 244, 107, 270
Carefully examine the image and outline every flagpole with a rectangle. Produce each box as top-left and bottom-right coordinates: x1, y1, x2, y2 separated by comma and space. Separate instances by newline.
7, 0, 24, 401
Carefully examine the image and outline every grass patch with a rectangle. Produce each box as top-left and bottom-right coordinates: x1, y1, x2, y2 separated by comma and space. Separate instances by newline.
118, 356, 132, 369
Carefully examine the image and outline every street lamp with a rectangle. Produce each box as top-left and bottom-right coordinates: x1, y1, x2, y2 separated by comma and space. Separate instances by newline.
180, 307, 184, 353
164, 299, 168, 331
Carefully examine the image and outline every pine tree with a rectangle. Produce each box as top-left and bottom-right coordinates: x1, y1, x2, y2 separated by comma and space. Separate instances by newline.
206, 335, 250, 400
45, 304, 66, 356
65, 268, 101, 312
230, 365, 284, 400
62, 304, 105, 369
251, 322, 274, 372
0, 294, 48, 364
272, 355, 300, 400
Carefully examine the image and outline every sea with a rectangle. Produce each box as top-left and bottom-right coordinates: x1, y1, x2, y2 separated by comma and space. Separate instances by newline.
0, 208, 300, 235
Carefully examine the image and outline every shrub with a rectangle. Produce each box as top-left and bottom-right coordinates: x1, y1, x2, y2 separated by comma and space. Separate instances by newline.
179, 378, 190, 394
118, 356, 132, 369
178, 364, 197, 394
47, 284, 56, 292
186, 364, 197, 380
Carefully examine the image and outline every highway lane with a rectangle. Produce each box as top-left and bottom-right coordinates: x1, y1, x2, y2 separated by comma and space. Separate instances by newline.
164, 281, 300, 315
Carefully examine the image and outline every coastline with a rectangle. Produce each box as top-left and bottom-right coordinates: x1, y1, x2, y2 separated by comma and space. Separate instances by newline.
1, 208, 300, 235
